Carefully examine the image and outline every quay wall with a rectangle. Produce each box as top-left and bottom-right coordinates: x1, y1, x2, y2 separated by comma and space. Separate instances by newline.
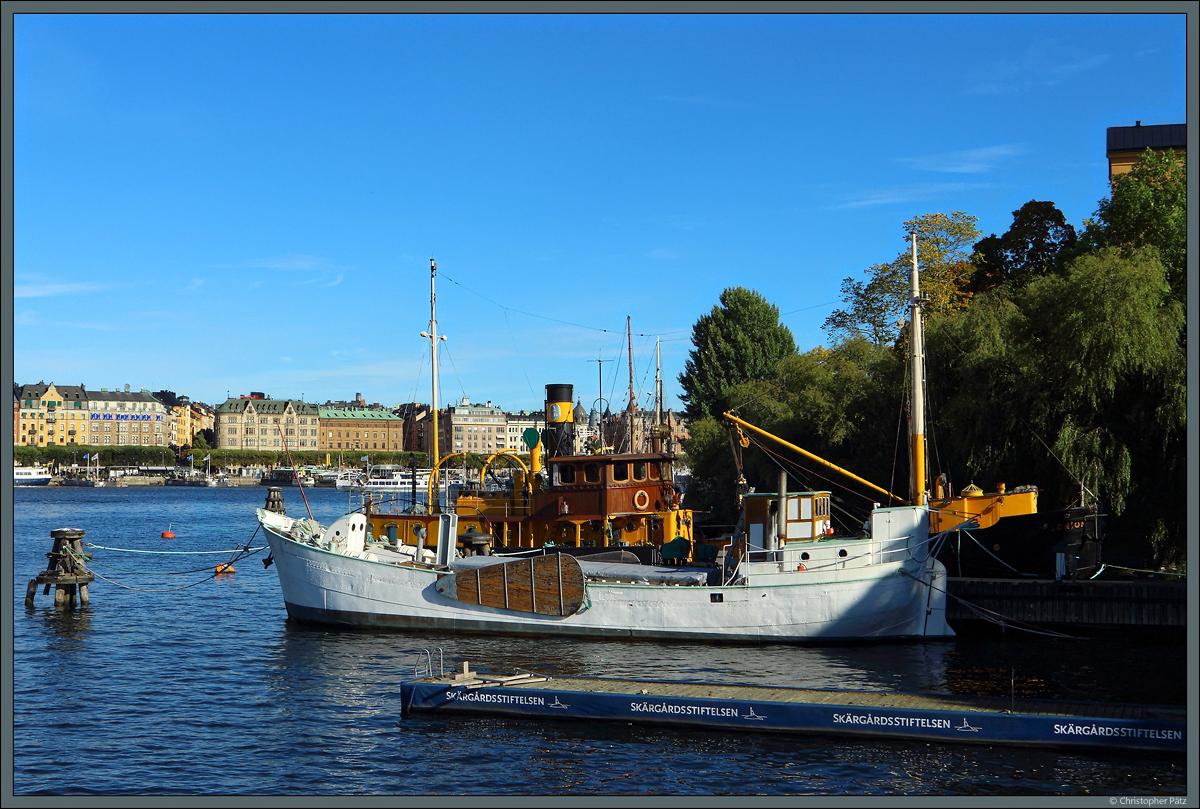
946, 578, 1186, 628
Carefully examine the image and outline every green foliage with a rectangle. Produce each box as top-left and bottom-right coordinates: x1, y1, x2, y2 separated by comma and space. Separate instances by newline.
968, 200, 1076, 294
679, 415, 743, 528
824, 212, 981, 345
678, 287, 796, 422
1082, 149, 1186, 300
926, 246, 1185, 566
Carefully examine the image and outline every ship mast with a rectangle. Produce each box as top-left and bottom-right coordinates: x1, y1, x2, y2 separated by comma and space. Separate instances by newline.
626, 316, 635, 453
909, 231, 928, 506
420, 259, 446, 479
654, 337, 662, 452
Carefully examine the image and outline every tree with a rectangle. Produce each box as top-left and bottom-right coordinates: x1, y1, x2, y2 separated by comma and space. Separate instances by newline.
821, 267, 901, 347
678, 287, 796, 422
1081, 148, 1186, 301
824, 212, 981, 345
926, 246, 1185, 567
967, 200, 1077, 294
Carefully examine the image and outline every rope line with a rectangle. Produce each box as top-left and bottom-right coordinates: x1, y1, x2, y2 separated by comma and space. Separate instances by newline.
1090, 563, 1186, 579
898, 566, 1081, 640
59, 527, 267, 592
82, 543, 269, 555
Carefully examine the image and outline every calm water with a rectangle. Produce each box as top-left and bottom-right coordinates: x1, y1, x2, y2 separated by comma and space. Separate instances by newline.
9, 485, 1192, 797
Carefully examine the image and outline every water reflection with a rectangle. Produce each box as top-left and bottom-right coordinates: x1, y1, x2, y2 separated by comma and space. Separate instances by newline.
34, 606, 94, 637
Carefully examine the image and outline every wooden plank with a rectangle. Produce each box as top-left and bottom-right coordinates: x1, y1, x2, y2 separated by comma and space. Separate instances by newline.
447, 553, 585, 616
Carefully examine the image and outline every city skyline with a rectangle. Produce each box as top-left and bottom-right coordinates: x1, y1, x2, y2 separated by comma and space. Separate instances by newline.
12, 10, 1189, 413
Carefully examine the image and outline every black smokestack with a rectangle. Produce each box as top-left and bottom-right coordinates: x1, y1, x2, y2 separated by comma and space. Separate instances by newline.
543, 384, 574, 458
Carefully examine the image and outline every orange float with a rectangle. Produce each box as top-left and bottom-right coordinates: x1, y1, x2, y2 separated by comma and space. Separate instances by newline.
214, 563, 235, 574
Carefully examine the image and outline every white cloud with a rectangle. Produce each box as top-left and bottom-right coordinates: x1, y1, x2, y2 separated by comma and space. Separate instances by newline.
899, 145, 1023, 174
832, 182, 987, 209
963, 46, 1112, 96
13, 281, 106, 298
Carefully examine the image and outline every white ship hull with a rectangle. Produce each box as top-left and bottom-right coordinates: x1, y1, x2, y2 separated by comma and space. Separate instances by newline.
14, 467, 53, 486
257, 506, 952, 642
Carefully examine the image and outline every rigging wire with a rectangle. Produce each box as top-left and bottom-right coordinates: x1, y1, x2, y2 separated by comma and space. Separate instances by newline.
440, 341, 469, 404
502, 307, 538, 402
739, 432, 877, 529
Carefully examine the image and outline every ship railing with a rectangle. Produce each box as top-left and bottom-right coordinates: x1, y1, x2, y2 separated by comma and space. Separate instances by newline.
743, 539, 910, 571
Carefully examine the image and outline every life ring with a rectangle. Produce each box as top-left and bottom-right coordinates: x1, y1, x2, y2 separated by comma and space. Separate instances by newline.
633, 489, 650, 511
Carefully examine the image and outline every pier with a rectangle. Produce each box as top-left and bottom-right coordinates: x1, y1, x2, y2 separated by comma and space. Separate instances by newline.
401, 663, 1185, 754
945, 577, 1186, 629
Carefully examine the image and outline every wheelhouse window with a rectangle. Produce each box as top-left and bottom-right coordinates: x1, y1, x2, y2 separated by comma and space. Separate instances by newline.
632, 460, 646, 481
612, 462, 628, 482
555, 463, 576, 484
583, 463, 600, 483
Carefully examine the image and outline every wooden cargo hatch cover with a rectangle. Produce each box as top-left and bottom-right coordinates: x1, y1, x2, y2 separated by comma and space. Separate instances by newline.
439, 554, 586, 616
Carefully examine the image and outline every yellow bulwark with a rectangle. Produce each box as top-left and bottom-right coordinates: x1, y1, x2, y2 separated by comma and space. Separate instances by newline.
929, 482, 1038, 533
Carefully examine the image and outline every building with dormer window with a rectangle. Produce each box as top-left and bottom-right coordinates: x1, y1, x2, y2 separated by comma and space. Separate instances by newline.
214, 397, 320, 450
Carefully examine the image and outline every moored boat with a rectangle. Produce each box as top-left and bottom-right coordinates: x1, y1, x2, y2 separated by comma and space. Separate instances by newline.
14, 466, 53, 486
259, 467, 313, 487
253, 251, 982, 643
335, 466, 433, 492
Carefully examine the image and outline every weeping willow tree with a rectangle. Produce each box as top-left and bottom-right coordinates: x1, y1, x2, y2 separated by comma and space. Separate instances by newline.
926, 246, 1185, 567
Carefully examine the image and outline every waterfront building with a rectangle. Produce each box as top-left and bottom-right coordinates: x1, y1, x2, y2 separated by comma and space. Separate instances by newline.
395, 402, 433, 456
503, 409, 545, 453
15, 382, 87, 447
15, 382, 171, 448
81, 385, 170, 447
215, 397, 320, 451
442, 397, 509, 456
317, 406, 405, 452
1106, 121, 1186, 180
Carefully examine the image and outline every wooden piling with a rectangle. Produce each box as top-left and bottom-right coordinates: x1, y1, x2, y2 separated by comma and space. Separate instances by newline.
26, 527, 95, 609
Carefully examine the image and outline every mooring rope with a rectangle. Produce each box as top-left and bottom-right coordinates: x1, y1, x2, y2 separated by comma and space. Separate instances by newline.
81, 543, 269, 555
898, 566, 1080, 639
1090, 563, 1186, 579
57, 526, 268, 593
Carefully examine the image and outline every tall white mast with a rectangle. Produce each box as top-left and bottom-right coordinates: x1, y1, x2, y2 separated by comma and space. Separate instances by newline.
909, 231, 927, 506
655, 337, 662, 429
420, 259, 446, 474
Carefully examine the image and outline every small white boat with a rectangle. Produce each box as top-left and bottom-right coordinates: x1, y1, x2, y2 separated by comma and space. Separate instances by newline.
335, 467, 434, 492
14, 466, 53, 486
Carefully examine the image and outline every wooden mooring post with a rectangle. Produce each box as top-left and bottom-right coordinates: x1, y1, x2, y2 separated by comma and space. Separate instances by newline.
25, 527, 95, 609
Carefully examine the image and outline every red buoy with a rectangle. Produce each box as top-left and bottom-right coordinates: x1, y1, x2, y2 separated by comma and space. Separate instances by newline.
161, 522, 175, 539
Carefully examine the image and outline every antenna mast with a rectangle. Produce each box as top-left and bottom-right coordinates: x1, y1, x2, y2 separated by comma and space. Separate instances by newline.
588, 352, 610, 453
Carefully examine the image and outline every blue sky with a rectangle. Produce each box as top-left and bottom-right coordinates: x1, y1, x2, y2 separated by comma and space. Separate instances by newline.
11, 10, 1189, 414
